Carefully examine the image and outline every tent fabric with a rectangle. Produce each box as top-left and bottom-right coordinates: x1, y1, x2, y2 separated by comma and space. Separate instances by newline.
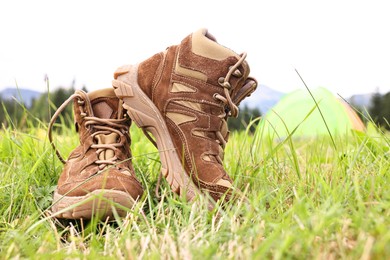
260, 87, 365, 138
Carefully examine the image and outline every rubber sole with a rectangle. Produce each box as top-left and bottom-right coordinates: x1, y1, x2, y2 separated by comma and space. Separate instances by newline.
112, 64, 207, 205
51, 189, 136, 219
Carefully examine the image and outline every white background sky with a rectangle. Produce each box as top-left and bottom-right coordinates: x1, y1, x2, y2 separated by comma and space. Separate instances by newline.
1, 0, 389, 98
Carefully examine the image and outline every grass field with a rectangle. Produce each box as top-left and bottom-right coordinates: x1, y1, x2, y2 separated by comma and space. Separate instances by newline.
0, 110, 389, 259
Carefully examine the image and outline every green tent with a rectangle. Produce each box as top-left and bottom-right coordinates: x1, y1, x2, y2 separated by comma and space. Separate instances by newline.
259, 87, 365, 139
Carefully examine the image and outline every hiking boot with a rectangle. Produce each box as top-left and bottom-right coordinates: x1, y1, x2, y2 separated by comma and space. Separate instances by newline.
49, 88, 143, 219
112, 28, 257, 206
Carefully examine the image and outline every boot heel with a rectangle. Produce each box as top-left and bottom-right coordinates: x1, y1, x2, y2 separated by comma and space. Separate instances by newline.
112, 79, 159, 128
112, 79, 134, 98
113, 69, 202, 203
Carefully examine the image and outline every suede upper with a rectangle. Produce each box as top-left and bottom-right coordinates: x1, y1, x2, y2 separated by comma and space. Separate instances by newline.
135, 29, 257, 201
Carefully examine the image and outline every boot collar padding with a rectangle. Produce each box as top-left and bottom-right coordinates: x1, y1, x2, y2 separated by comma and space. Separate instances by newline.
191, 28, 241, 61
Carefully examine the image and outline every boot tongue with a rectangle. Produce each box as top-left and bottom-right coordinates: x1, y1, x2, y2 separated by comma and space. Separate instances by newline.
92, 101, 119, 163
86, 88, 123, 163
232, 77, 258, 107
92, 99, 116, 119
88, 88, 122, 119
96, 133, 118, 161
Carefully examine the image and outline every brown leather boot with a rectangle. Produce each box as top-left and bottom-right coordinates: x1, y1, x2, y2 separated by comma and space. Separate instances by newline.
49, 88, 143, 219
112, 29, 257, 206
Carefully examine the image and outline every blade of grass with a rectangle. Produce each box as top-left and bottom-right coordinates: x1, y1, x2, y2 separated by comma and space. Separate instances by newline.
295, 68, 337, 150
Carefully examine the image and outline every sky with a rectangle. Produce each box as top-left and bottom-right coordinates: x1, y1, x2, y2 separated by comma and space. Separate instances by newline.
1, 0, 390, 99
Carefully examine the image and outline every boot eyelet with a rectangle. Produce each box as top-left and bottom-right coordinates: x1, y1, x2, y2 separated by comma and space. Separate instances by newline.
233, 69, 242, 77
218, 77, 225, 86
223, 82, 231, 90
229, 65, 243, 77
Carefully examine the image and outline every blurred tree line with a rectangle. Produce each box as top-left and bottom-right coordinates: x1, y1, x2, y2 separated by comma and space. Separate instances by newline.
1, 85, 262, 132
0, 86, 87, 129
228, 105, 262, 133
369, 91, 390, 130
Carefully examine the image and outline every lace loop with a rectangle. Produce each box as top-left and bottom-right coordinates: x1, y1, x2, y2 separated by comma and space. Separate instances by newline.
48, 93, 83, 164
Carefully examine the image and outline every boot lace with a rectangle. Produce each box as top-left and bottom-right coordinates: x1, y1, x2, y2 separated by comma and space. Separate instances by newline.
212, 52, 257, 163
48, 93, 129, 170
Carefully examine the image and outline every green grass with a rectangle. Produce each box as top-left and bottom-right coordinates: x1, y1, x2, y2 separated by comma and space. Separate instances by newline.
0, 110, 389, 259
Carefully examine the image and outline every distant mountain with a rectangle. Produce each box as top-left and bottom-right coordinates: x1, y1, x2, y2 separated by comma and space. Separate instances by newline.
347, 93, 374, 110
241, 84, 286, 114
0, 87, 42, 107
